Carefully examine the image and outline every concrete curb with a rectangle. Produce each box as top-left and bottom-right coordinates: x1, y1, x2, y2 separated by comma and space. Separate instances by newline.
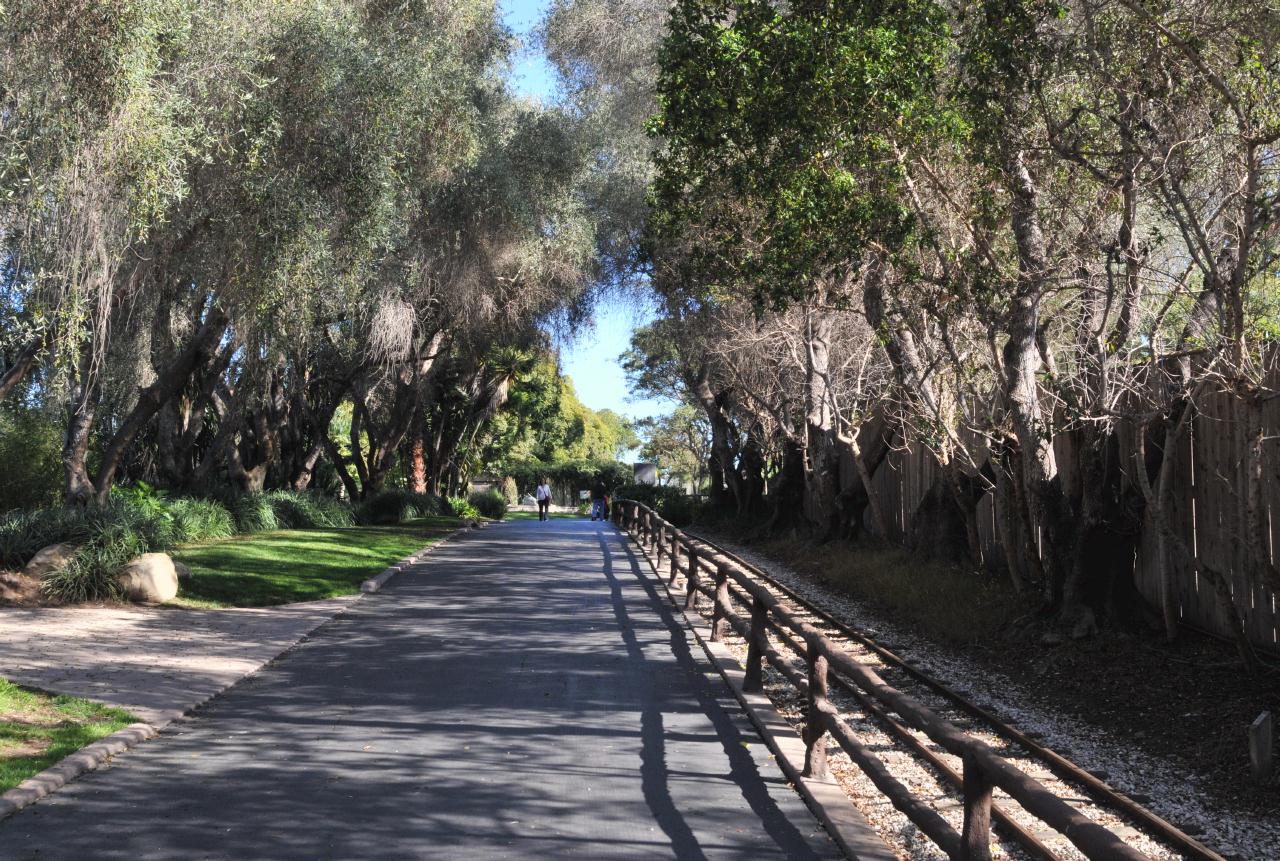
360, 526, 470, 593
620, 525, 895, 861
0, 723, 157, 821
0, 528, 467, 824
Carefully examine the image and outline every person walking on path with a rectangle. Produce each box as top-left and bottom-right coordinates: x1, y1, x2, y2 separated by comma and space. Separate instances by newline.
590, 478, 608, 521
536, 478, 553, 521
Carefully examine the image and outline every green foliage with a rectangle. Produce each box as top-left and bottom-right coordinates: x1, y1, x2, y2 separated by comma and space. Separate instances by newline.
0, 411, 63, 513
111, 481, 171, 523
166, 498, 236, 543
506, 457, 632, 497
636, 405, 710, 491
41, 503, 180, 603
230, 494, 279, 534
445, 496, 481, 520
0, 508, 95, 569
354, 490, 442, 526
265, 491, 355, 530
467, 489, 507, 520
650, 0, 954, 307
0, 406, 61, 511
614, 483, 702, 527
474, 354, 640, 476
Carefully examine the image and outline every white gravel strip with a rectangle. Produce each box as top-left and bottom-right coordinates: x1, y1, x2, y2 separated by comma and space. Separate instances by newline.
693, 532, 1279, 861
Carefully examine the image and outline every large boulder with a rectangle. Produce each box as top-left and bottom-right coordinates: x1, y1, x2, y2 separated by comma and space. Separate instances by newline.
117, 553, 179, 604
23, 543, 79, 577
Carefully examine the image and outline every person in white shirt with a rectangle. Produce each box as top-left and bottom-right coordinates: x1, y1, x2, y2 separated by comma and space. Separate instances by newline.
535, 479, 552, 521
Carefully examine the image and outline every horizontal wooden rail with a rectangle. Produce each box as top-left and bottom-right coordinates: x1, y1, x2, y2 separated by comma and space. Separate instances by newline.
615, 500, 1151, 861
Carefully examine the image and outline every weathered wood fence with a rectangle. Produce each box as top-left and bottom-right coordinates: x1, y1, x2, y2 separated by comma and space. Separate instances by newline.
855, 373, 1280, 652
617, 499, 1152, 861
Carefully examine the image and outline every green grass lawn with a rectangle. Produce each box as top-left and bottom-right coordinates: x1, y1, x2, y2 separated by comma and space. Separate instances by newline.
173, 516, 463, 608
0, 678, 135, 793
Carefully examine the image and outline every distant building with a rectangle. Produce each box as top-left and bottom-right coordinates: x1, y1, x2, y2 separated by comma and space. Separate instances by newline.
633, 462, 658, 486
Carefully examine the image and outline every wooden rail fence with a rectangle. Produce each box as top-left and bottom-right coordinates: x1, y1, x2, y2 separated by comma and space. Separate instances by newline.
616, 499, 1151, 861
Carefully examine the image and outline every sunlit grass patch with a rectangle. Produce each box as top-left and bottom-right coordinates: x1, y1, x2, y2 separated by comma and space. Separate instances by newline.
173, 516, 462, 608
0, 678, 135, 793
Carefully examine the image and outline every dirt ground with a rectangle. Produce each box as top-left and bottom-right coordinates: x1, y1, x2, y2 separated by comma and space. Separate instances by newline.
0, 571, 44, 607
970, 624, 1280, 819
721, 528, 1280, 819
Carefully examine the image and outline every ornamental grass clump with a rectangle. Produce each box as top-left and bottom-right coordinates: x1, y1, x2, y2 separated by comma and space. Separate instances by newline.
265, 490, 355, 529
355, 490, 440, 525
230, 493, 278, 534
166, 498, 237, 543
41, 503, 176, 603
0, 507, 94, 569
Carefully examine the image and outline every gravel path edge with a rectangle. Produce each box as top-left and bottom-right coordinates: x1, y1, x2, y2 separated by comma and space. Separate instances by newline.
620, 527, 896, 861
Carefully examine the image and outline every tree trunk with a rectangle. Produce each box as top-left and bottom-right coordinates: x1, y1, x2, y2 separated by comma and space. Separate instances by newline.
803, 308, 840, 539
91, 306, 229, 503
63, 352, 97, 508
0, 334, 45, 401
1000, 147, 1078, 621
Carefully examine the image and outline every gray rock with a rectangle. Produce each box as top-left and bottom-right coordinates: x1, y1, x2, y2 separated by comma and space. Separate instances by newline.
23, 543, 78, 577
174, 561, 194, 581
117, 553, 178, 604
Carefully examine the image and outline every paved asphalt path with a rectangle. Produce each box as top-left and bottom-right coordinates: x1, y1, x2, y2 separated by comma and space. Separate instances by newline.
0, 518, 839, 860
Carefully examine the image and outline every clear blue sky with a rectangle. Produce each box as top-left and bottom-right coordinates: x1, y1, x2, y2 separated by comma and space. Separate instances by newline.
500, 0, 676, 427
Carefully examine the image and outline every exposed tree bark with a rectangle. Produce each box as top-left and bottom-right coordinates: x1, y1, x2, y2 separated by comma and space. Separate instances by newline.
0, 334, 46, 401
63, 351, 98, 507
90, 304, 230, 502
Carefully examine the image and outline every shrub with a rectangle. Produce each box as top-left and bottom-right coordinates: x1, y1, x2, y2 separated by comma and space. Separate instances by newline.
306, 492, 355, 527
612, 483, 701, 527
468, 489, 507, 520
0, 508, 95, 569
230, 494, 278, 533
265, 490, 322, 529
36, 502, 181, 603
445, 496, 480, 520
265, 490, 356, 529
41, 510, 155, 603
166, 498, 236, 543
499, 476, 518, 505
0, 410, 62, 514
111, 481, 171, 522
355, 489, 441, 525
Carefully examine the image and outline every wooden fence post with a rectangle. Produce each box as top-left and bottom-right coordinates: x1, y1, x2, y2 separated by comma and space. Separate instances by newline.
961, 750, 994, 861
1250, 711, 1273, 783
684, 547, 700, 610
668, 531, 681, 584
743, 595, 768, 692
802, 642, 831, 780
711, 563, 730, 642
